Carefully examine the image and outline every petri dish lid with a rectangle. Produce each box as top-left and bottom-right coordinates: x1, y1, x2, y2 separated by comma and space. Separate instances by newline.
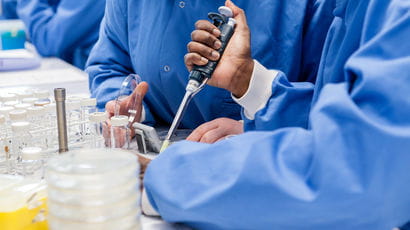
81, 98, 97, 107
89, 112, 107, 123
21, 147, 42, 160
47, 148, 138, 176
46, 149, 139, 191
114, 74, 142, 126
9, 109, 28, 121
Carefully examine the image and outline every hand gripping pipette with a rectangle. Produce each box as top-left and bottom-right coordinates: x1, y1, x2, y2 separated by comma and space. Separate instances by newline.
160, 6, 237, 152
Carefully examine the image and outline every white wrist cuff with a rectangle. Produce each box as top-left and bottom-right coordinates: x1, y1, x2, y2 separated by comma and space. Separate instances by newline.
141, 188, 160, 216
232, 60, 279, 120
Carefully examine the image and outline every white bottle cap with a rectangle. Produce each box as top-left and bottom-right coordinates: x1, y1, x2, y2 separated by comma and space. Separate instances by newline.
11, 121, 30, 132
22, 97, 40, 105
90, 112, 107, 123
66, 100, 81, 111
81, 98, 97, 107
0, 93, 17, 102
44, 103, 56, 113
0, 106, 14, 115
34, 100, 51, 107
17, 92, 34, 100
9, 110, 28, 121
4, 101, 19, 107
218, 6, 233, 17
21, 147, 42, 160
33, 90, 49, 99
14, 103, 32, 110
110, 115, 128, 126
27, 106, 46, 117
0, 115, 5, 124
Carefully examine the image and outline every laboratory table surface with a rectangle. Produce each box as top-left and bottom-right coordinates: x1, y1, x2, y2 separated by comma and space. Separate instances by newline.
0, 57, 190, 230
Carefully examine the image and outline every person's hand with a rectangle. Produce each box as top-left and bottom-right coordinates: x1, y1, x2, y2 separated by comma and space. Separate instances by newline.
137, 154, 151, 191
105, 82, 149, 122
184, 0, 254, 98
187, 118, 243, 143
103, 82, 149, 147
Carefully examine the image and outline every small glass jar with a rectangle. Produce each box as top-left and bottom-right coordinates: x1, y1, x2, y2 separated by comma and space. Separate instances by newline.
110, 115, 130, 149
89, 112, 107, 148
20, 147, 44, 180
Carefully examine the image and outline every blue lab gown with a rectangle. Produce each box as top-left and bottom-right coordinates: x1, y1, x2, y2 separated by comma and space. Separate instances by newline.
16, 0, 105, 68
86, 0, 319, 128
0, 0, 17, 19
144, 0, 410, 229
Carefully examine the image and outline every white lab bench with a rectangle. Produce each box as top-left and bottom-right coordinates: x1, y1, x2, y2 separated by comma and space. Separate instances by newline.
0, 57, 190, 230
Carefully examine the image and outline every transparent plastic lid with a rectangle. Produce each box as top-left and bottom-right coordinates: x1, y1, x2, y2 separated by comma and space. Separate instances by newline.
114, 74, 142, 127
47, 149, 138, 175
47, 149, 139, 190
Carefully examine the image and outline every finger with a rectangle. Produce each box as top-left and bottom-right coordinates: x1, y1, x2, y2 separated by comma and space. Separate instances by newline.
186, 121, 218, 142
105, 100, 116, 117
191, 30, 222, 49
225, 0, 248, 31
195, 20, 221, 37
187, 41, 220, 61
199, 128, 226, 144
184, 53, 209, 71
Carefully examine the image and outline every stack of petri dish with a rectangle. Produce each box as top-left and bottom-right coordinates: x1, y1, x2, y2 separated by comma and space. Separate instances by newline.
46, 148, 141, 230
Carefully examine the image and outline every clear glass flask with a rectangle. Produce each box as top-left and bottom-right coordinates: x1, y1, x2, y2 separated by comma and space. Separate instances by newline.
110, 115, 130, 149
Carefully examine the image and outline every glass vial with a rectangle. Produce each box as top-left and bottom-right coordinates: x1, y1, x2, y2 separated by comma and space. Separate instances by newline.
20, 147, 44, 180
110, 115, 130, 149
89, 112, 107, 148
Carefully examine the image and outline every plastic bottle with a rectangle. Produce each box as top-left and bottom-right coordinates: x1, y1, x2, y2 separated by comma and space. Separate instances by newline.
19, 147, 44, 180
0, 115, 9, 174
11, 122, 32, 159
89, 112, 107, 148
66, 100, 82, 145
110, 115, 130, 149
27, 107, 48, 149
80, 98, 97, 138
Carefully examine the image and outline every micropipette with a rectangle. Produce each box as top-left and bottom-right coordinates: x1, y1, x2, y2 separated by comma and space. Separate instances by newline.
160, 6, 237, 152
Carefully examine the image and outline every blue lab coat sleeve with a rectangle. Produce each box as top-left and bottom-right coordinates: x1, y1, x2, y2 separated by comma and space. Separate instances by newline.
16, 0, 104, 67
243, 71, 315, 131
86, 0, 155, 125
144, 1, 410, 229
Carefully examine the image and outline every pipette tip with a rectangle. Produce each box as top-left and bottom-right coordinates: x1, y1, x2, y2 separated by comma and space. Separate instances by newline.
160, 140, 170, 152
